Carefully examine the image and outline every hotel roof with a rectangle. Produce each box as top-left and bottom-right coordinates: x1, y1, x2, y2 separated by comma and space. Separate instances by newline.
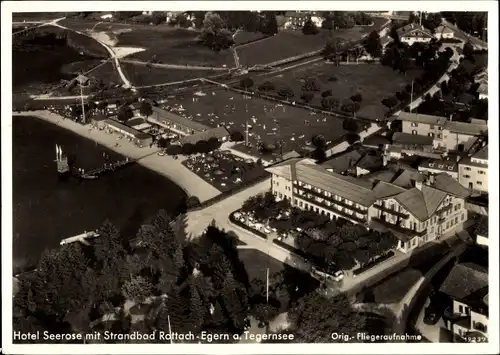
420, 157, 459, 172
432, 173, 470, 198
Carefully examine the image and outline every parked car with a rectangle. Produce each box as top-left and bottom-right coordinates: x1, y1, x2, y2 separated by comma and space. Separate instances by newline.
263, 227, 271, 234
332, 270, 344, 282
424, 305, 441, 325
233, 212, 241, 219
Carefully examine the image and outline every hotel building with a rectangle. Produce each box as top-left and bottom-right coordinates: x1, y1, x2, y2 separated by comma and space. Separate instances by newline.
266, 158, 470, 253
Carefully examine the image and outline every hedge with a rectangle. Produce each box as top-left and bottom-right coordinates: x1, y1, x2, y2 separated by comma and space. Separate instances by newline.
353, 250, 395, 276
229, 212, 268, 240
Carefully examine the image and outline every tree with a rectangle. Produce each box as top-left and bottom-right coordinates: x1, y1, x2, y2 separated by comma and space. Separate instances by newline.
423, 12, 444, 32
139, 101, 153, 118
240, 77, 254, 90
321, 17, 334, 30
195, 140, 210, 154
117, 106, 133, 122
350, 93, 362, 103
258, 81, 275, 92
323, 37, 343, 59
287, 292, 367, 342
166, 144, 182, 156
251, 303, 279, 326
260, 11, 278, 35
302, 78, 320, 92
198, 12, 234, 51
321, 89, 332, 98
277, 87, 294, 99
207, 136, 220, 151
463, 41, 474, 58
381, 96, 399, 110
345, 132, 360, 145
300, 92, 314, 104
321, 97, 339, 111
122, 276, 153, 304
97, 101, 107, 111
302, 17, 319, 35
182, 143, 196, 155
230, 131, 244, 142
311, 134, 327, 149
363, 30, 382, 58
342, 118, 358, 132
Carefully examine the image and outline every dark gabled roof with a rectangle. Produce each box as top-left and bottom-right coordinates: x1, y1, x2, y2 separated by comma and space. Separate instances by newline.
127, 118, 146, 127
396, 24, 433, 38
391, 169, 424, 189
444, 121, 488, 136
394, 188, 428, 221
362, 134, 391, 147
397, 111, 448, 126
473, 145, 488, 160
321, 150, 363, 173
439, 262, 488, 305
357, 154, 383, 171
393, 132, 434, 146
432, 173, 470, 198
421, 184, 447, 216
372, 181, 406, 199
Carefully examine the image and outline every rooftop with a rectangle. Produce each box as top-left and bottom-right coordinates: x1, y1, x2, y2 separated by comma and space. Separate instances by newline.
439, 262, 488, 312
435, 24, 454, 34
151, 106, 210, 132
362, 134, 391, 147
321, 150, 363, 173
104, 119, 151, 140
393, 132, 434, 146
396, 23, 433, 38
444, 121, 488, 136
397, 111, 448, 126
473, 145, 488, 160
419, 157, 459, 172
475, 216, 488, 238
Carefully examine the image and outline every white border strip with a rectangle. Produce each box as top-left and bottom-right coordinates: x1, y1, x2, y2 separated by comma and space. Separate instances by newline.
2, 1, 498, 354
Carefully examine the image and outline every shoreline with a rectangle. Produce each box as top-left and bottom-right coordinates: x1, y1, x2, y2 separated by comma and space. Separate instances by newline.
13, 110, 222, 203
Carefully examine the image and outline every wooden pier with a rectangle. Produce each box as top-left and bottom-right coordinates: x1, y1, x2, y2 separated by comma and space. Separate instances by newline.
72, 158, 135, 180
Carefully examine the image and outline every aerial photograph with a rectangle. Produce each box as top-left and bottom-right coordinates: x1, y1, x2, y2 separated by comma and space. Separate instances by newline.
6, 5, 494, 349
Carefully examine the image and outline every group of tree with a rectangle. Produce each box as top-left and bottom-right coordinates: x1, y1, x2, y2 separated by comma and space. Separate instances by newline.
441, 12, 487, 38
302, 17, 319, 35
363, 30, 383, 58
175, 137, 222, 156
240, 191, 292, 222
321, 11, 373, 30
294, 220, 397, 270
196, 12, 235, 51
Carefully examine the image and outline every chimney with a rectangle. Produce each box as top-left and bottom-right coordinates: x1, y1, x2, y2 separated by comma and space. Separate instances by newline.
456, 155, 461, 162
428, 174, 435, 185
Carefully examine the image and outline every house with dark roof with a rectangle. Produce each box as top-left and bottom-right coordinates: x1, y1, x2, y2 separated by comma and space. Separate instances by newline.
396, 23, 433, 45
397, 112, 487, 153
418, 155, 460, 179
439, 262, 489, 341
266, 158, 470, 253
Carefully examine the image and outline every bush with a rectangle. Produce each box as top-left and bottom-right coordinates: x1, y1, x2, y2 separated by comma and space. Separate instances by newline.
240, 77, 254, 90
230, 131, 245, 142
186, 196, 201, 208
300, 92, 315, 103
321, 97, 339, 110
321, 89, 332, 98
350, 93, 363, 102
258, 81, 276, 92
302, 78, 320, 92
277, 87, 294, 99
345, 133, 360, 145
342, 118, 358, 132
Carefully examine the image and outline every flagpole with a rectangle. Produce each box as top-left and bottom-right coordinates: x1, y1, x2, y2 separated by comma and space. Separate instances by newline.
167, 314, 173, 344
266, 267, 269, 304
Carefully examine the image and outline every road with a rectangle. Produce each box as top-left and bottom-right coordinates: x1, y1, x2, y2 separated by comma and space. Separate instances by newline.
50, 19, 133, 89
120, 59, 230, 71
12, 17, 66, 36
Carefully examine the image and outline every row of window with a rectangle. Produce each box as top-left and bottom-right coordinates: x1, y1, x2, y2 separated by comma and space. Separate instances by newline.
410, 130, 443, 139
410, 122, 443, 130
463, 167, 487, 175
295, 181, 368, 211
462, 175, 484, 185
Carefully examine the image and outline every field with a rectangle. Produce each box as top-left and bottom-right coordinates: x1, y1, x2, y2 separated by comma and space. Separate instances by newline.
163, 88, 348, 153
121, 63, 223, 87
256, 61, 423, 120
116, 28, 235, 67
233, 31, 269, 45
236, 30, 330, 67
238, 249, 284, 282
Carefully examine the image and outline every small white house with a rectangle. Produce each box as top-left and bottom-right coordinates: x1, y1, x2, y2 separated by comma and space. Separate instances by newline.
434, 25, 455, 40
100, 13, 113, 20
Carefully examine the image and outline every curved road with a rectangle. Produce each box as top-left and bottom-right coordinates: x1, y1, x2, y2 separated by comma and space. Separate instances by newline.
50, 19, 133, 89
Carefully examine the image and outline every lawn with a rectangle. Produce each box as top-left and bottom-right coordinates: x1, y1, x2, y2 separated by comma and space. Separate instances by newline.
163, 88, 348, 154
87, 61, 121, 85
238, 249, 285, 283
256, 61, 422, 120
121, 62, 224, 87
116, 28, 235, 67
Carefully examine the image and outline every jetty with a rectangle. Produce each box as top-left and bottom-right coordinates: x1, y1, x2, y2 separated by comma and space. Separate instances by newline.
60, 230, 100, 246
72, 157, 135, 180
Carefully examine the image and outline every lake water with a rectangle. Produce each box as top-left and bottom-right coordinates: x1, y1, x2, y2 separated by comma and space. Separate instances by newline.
12, 116, 187, 273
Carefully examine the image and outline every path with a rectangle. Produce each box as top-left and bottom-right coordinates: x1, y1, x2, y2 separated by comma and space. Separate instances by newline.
14, 111, 221, 202
50, 19, 133, 89
121, 59, 230, 71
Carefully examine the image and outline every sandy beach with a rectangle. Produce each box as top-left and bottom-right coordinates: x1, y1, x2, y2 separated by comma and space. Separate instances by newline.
13, 111, 221, 202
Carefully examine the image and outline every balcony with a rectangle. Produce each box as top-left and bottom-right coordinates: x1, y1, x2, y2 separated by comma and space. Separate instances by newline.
435, 204, 453, 215
372, 217, 426, 237
295, 185, 367, 215
296, 193, 367, 224
444, 306, 468, 321
373, 204, 410, 219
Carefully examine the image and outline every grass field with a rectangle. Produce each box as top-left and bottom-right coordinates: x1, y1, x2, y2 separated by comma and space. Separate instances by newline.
116, 28, 235, 67
87, 61, 121, 85
233, 31, 269, 45
362, 268, 423, 304
238, 249, 285, 283
255, 61, 422, 120
236, 30, 330, 67
164, 88, 348, 154
121, 63, 223, 86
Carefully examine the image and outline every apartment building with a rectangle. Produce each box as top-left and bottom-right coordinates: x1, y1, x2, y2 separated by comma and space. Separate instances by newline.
440, 261, 489, 341
458, 145, 488, 193
418, 155, 460, 179
266, 158, 470, 253
398, 112, 488, 152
